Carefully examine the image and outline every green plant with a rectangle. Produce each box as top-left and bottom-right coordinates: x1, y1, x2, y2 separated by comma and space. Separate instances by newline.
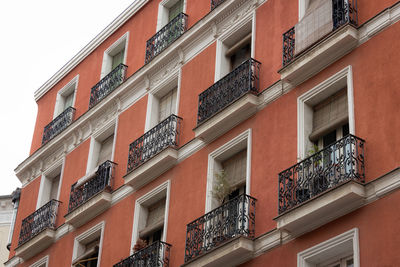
212, 169, 233, 205
307, 144, 320, 157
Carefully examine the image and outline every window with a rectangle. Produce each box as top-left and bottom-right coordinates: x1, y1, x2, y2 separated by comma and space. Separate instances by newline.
206, 129, 251, 211
145, 74, 180, 131
37, 162, 63, 209
86, 122, 116, 174
54, 75, 78, 118
298, 228, 359, 267
131, 181, 170, 254
298, 66, 355, 160
139, 198, 166, 245
29, 255, 49, 267
72, 222, 104, 267
157, 0, 186, 31
100, 32, 129, 78
215, 19, 253, 81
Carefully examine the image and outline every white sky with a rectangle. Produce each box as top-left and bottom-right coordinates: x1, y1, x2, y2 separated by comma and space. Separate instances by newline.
0, 0, 136, 195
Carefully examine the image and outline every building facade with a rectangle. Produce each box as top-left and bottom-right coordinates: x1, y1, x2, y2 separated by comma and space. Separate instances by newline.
6, 0, 400, 266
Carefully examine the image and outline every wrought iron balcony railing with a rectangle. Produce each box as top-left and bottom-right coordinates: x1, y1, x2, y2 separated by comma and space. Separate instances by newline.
127, 114, 182, 173
145, 13, 188, 63
18, 199, 61, 246
113, 241, 172, 267
282, 0, 358, 67
89, 63, 128, 108
211, 0, 225, 10
67, 160, 116, 213
197, 58, 261, 124
278, 134, 365, 214
42, 106, 75, 145
184, 194, 257, 262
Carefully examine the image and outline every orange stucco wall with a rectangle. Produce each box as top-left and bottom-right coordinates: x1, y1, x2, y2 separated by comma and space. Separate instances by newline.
13, 0, 400, 266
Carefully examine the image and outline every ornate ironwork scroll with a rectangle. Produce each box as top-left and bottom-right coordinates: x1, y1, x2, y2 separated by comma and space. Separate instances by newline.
127, 114, 182, 173
197, 58, 261, 124
89, 63, 128, 108
282, 27, 295, 67
42, 106, 75, 145
145, 13, 188, 63
184, 194, 257, 262
67, 160, 116, 213
113, 241, 171, 267
278, 135, 365, 214
18, 199, 61, 246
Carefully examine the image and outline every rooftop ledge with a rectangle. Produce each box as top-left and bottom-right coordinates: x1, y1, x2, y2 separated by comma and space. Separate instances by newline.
279, 24, 358, 87
274, 180, 366, 237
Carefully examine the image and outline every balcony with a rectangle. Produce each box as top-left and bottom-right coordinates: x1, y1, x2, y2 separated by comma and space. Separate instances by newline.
124, 115, 182, 189
194, 58, 261, 142
89, 63, 128, 108
65, 160, 116, 228
15, 200, 60, 260
211, 0, 225, 10
113, 241, 171, 267
184, 194, 256, 266
280, 0, 358, 85
276, 135, 365, 235
145, 13, 188, 63
42, 106, 75, 145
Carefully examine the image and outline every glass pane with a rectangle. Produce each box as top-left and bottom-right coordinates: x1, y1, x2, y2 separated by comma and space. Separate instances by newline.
168, 0, 183, 21
346, 258, 354, 267
112, 49, 124, 70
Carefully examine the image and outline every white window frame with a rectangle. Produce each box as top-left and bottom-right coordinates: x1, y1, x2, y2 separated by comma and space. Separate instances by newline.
130, 180, 171, 254
30, 255, 49, 267
205, 129, 252, 212
100, 32, 129, 79
156, 0, 187, 31
297, 66, 355, 160
214, 12, 255, 82
36, 158, 65, 209
86, 119, 117, 174
71, 221, 105, 267
144, 70, 180, 131
298, 228, 359, 267
53, 75, 79, 119
299, 0, 312, 20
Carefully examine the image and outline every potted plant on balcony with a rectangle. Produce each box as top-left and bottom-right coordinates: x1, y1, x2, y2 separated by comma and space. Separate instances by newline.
133, 238, 148, 252
212, 169, 233, 205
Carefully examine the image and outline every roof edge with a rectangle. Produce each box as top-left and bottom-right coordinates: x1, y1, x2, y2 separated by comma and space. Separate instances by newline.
33, 0, 149, 101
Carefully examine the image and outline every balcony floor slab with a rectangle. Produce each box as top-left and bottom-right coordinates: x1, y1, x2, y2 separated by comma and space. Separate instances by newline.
15, 228, 56, 261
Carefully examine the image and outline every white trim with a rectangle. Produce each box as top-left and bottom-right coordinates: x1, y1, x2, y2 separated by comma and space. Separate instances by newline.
71, 221, 105, 267
29, 255, 49, 267
297, 66, 354, 160
145, 70, 180, 131
298, 0, 309, 20
53, 75, 79, 119
34, 0, 149, 101
298, 228, 359, 267
36, 158, 65, 209
157, 0, 187, 31
205, 129, 252, 212
214, 12, 253, 81
86, 119, 117, 173
4, 256, 22, 267
100, 31, 129, 79
130, 180, 170, 254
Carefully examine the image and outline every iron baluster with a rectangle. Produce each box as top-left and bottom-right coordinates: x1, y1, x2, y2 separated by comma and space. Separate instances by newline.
145, 13, 188, 63
113, 241, 172, 267
278, 135, 365, 214
184, 194, 257, 262
89, 63, 128, 108
197, 58, 261, 124
127, 115, 182, 173
42, 106, 75, 145
67, 161, 116, 213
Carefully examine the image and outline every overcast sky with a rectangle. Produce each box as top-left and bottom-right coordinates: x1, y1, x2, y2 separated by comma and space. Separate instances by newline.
0, 0, 136, 195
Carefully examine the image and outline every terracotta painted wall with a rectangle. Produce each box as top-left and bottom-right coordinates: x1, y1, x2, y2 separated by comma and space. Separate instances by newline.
179, 42, 216, 146
242, 189, 400, 266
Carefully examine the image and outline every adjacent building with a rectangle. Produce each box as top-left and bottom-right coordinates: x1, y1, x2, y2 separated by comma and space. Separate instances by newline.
6, 0, 400, 266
